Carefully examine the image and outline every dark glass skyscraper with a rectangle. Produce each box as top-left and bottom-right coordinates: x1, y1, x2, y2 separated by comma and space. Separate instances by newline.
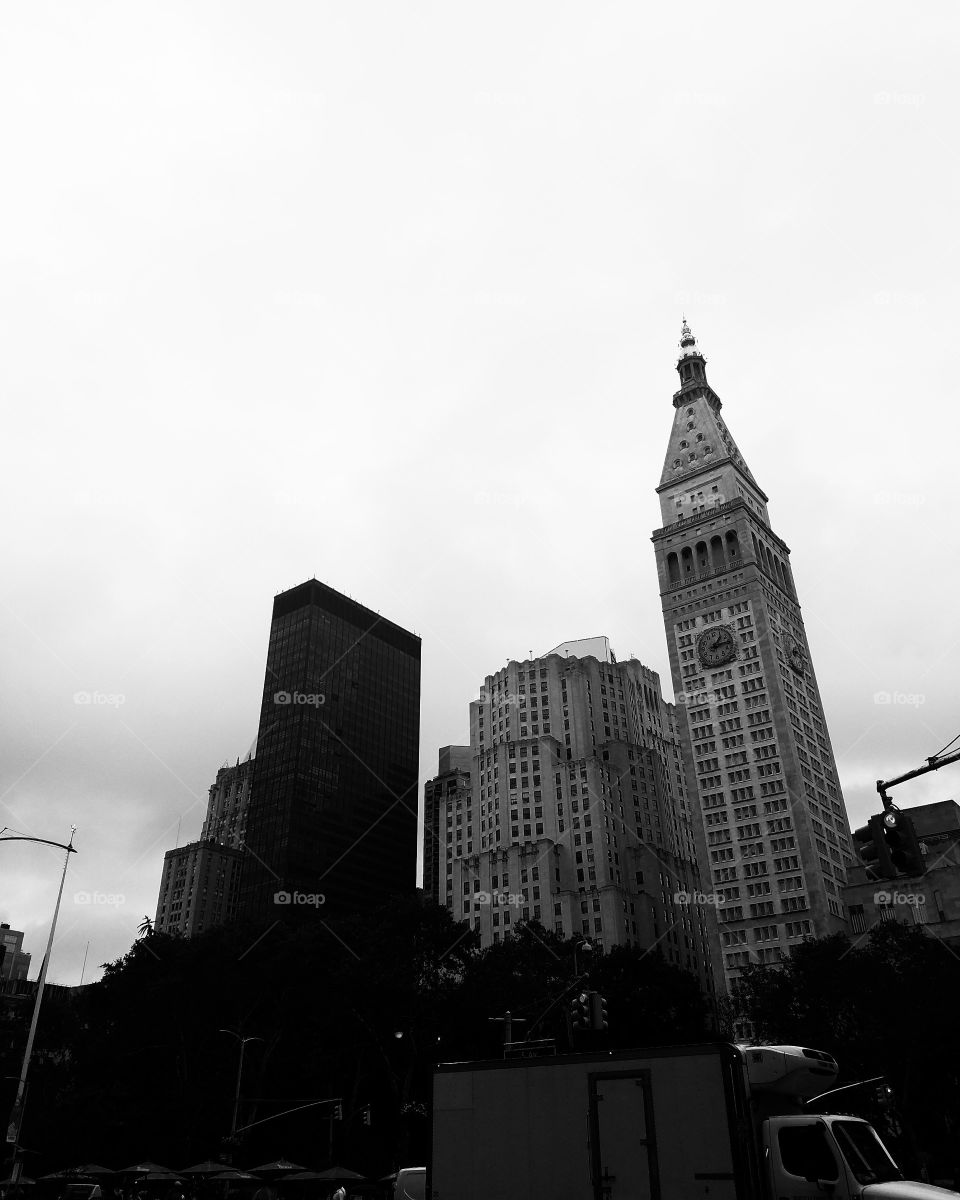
240, 579, 421, 922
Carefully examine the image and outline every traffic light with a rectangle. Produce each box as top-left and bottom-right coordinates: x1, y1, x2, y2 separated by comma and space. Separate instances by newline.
590, 992, 609, 1031
880, 809, 925, 876
333, 1102, 343, 1121
362, 1105, 371, 1127
569, 991, 590, 1031
853, 815, 895, 881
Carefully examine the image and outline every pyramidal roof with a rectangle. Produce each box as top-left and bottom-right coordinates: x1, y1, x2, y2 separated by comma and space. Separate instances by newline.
658, 322, 762, 495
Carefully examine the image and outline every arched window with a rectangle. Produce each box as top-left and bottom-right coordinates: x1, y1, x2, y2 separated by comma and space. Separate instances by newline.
725, 530, 740, 559
710, 535, 725, 569
696, 540, 709, 572
681, 546, 694, 575
667, 552, 680, 584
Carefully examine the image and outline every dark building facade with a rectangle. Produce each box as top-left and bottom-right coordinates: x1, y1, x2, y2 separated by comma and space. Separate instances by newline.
240, 579, 421, 922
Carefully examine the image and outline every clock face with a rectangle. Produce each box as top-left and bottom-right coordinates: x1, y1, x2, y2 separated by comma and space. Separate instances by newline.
788, 638, 808, 674
696, 624, 738, 667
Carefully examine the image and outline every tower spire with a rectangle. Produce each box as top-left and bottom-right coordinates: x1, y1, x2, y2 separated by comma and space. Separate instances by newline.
676, 318, 707, 387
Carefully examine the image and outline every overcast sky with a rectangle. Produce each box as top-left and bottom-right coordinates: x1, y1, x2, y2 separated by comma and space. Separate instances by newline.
1, 2, 956, 984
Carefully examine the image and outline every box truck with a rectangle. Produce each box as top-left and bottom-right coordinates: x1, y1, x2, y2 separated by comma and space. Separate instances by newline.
431, 1042, 958, 1199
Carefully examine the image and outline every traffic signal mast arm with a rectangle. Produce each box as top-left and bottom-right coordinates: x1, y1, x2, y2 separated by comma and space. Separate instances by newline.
855, 747, 960, 879
877, 747, 960, 808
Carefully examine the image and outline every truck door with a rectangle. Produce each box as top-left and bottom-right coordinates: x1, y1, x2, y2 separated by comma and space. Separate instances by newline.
588, 1070, 659, 1200
765, 1118, 851, 1199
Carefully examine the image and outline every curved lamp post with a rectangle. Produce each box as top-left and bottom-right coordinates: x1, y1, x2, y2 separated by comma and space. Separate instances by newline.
1, 827, 77, 1181
218, 1030, 263, 1139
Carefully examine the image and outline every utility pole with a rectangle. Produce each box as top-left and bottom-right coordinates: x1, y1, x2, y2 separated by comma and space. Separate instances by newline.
218, 1030, 263, 1154
489, 1010, 526, 1052
2, 828, 77, 1182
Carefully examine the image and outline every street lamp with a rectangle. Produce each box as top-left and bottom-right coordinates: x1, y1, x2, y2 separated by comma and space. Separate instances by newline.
218, 1030, 263, 1139
573, 938, 593, 979
1, 827, 77, 1182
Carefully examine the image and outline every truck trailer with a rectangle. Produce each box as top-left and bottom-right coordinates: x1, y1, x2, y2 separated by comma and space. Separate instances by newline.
431, 1042, 958, 1199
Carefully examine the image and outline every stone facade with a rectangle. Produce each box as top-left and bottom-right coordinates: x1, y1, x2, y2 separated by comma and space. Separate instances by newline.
652, 323, 854, 992
154, 756, 252, 936
433, 639, 719, 993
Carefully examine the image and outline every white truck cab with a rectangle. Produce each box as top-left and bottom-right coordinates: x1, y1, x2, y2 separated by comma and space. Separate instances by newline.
742, 1046, 957, 1199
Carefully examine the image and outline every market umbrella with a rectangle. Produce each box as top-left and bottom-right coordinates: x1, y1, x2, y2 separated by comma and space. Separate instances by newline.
119, 1166, 175, 1177
137, 1174, 184, 1183
0, 1178, 36, 1187
207, 1174, 256, 1183
39, 1168, 114, 1182
179, 1165, 232, 1177
310, 1169, 366, 1183
246, 1164, 304, 1178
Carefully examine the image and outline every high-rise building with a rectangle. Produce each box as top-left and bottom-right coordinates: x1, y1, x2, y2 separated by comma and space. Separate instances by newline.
436, 640, 718, 990
154, 841, 244, 937
652, 322, 854, 990
422, 746, 472, 902
154, 755, 253, 936
0, 924, 30, 983
239, 579, 421, 922
201, 755, 254, 847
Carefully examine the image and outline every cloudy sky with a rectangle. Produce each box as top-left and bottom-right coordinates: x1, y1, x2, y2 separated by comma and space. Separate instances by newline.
1, 2, 956, 984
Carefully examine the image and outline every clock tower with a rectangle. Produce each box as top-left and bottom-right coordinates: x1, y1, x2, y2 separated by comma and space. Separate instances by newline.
652, 321, 853, 991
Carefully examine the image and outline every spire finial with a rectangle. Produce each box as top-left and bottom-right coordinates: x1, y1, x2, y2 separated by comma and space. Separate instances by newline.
680, 317, 695, 347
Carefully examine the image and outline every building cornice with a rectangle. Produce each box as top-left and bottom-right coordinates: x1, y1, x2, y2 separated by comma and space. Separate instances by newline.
651, 496, 792, 557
